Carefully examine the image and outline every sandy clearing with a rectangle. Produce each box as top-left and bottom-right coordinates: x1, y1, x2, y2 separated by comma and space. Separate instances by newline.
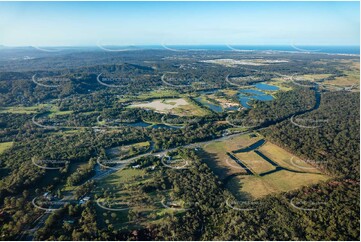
130, 98, 189, 112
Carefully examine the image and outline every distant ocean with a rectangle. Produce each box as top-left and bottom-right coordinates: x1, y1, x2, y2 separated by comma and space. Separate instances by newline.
142, 45, 360, 55
1, 45, 359, 55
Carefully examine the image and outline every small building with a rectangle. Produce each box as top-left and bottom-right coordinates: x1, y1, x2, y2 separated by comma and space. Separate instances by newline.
79, 196, 90, 204
63, 220, 75, 225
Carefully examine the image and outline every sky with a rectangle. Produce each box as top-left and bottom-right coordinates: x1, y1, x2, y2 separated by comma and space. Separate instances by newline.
0, 1, 359, 46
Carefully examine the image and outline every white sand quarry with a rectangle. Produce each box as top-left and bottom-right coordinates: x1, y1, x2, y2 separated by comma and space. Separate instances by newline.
130, 98, 189, 112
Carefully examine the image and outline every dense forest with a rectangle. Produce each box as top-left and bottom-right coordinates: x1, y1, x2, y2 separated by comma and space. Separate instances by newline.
21, 149, 359, 241
261, 91, 360, 178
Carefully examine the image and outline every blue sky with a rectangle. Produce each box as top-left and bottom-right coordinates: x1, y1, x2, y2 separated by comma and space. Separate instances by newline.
0, 1, 359, 46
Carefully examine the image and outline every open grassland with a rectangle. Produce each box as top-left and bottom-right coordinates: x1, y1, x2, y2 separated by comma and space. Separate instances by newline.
0, 104, 76, 119
295, 73, 333, 81
0, 104, 49, 114
221, 89, 239, 96
293, 60, 360, 88
258, 142, 319, 172
266, 79, 293, 91
172, 97, 210, 116
227, 170, 330, 199
99, 168, 147, 185
201, 133, 330, 199
93, 168, 186, 229
325, 63, 360, 87
201, 133, 262, 179
234, 151, 274, 174
0, 141, 14, 154
119, 89, 180, 102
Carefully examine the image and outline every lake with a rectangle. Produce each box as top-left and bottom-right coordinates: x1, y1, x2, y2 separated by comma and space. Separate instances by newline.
238, 89, 274, 108
195, 97, 223, 113
253, 83, 279, 91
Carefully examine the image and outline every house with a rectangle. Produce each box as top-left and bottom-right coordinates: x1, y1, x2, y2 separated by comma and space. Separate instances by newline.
43, 192, 53, 200
132, 165, 141, 169
63, 220, 75, 224
79, 196, 90, 204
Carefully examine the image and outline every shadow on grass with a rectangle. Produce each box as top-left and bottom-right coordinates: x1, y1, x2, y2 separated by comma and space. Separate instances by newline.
223, 175, 253, 200
197, 148, 235, 180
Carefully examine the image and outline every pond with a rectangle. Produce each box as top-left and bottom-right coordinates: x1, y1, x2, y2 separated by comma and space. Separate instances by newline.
238, 96, 252, 109
253, 83, 279, 91
195, 97, 223, 113
123, 121, 151, 127
238, 89, 274, 108
226, 106, 240, 111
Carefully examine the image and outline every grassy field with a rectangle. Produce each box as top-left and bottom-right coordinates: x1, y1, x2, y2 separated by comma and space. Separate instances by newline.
221, 89, 239, 96
258, 142, 318, 172
266, 79, 293, 91
94, 168, 151, 229
47, 107, 73, 118
137, 89, 180, 99
325, 69, 360, 87
201, 133, 330, 199
295, 73, 333, 81
324, 60, 360, 87
0, 104, 76, 119
201, 133, 262, 179
293, 66, 360, 89
227, 170, 330, 199
93, 167, 186, 229
119, 89, 180, 102
100, 168, 147, 185
234, 151, 274, 174
0, 141, 14, 154
173, 97, 210, 116
0, 104, 49, 114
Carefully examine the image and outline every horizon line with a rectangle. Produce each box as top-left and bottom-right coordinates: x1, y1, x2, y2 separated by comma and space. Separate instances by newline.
1, 44, 360, 48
